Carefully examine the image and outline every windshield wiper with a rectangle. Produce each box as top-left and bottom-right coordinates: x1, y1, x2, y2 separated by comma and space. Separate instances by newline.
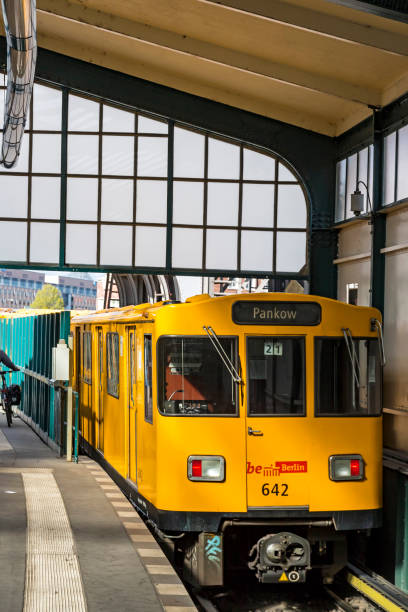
371, 318, 386, 366
341, 328, 360, 388
203, 326, 242, 384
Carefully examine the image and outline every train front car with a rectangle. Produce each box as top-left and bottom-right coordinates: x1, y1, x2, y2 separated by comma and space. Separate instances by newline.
152, 294, 383, 586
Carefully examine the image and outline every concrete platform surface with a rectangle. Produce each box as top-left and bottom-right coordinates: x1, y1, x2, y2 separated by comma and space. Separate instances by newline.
0, 413, 196, 612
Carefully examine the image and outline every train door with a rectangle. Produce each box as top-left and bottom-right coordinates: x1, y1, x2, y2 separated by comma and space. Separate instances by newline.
245, 335, 310, 509
127, 327, 137, 483
96, 327, 104, 454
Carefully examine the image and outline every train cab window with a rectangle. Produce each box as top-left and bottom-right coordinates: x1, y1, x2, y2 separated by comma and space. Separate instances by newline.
144, 335, 153, 423
315, 338, 382, 416
247, 337, 305, 416
106, 333, 119, 398
158, 336, 238, 416
83, 331, 92, 384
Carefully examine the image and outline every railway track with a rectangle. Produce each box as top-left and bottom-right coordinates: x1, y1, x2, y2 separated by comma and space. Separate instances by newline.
191, 571, 389, 612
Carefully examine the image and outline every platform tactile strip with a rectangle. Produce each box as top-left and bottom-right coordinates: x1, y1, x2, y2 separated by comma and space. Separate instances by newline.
22, 472, 87, 612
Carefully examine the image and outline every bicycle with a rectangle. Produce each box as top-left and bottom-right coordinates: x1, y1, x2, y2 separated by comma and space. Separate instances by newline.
0, 369, 15, 427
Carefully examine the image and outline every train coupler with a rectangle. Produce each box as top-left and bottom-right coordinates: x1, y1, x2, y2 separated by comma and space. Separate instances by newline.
248, 532, 311, 584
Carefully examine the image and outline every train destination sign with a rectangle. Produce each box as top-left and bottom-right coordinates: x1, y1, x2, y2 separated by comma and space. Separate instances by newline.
232, 301, 321, 325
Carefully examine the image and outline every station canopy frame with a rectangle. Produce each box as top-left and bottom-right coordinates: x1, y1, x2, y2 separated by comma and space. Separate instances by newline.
0, 79, 309, 279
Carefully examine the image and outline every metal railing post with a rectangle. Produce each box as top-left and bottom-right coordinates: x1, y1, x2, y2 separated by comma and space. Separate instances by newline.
73, 391, 79, 463
66, 386, 73, 462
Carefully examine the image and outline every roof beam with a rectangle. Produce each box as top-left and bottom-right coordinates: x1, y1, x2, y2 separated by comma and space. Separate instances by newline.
37, 1, 379, 105
200, 0, 408, 56
325, 1, 408, 25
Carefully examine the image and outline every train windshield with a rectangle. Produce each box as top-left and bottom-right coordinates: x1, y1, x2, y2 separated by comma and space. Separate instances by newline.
315, 338, 382, 416
247, 337, 305, 416
158, 336, 238, 416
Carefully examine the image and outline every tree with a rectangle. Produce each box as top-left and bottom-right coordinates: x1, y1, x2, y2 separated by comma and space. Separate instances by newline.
30, 284, 64, 309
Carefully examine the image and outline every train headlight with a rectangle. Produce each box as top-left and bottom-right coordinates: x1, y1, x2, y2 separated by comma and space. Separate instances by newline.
187, 456, 225, 482
329, 454, 364, 481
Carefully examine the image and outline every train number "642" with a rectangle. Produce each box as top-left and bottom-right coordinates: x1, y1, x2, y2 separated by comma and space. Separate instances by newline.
262, 483, 289, 496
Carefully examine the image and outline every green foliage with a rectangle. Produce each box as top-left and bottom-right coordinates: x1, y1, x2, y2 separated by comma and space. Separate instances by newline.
30, 284, 65, 310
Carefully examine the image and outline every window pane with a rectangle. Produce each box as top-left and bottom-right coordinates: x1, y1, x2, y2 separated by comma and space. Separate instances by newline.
0, 134, 29, 173
315, 338, 381, 416
67, 178, 98, 221
241, 230, 273, 272
279, 162, 297, 181
138, 115, 168, 134
107, 333, 119, 398
69, 95, 99, 132
358, 147, 368, 198
137, 137, 167, 177
83, 332, 92, 384
158, 337, 238, 415
100, 225, 132, 266
247, 337, 305, 415
172, 227, 202, 268
102, 135, 134, 176
144, 335, 153, 422
68, 135, 99, 174
346, 153, 357, 218
206, 229, 237, 269
208, 137, 240, 179
33, 84, 62, 131
335, 159, 346, 222
31, 134, 61, 174
242, 184, 274, 227
135, 226, 166, 268
397, 125, 408, 202
243, 148, 275, 180
207, 183, 239, 226
0, 221, 27, 261
383, 132, 396, 205
0, 175, 28, 217
136, 180, 167, 223
31, 177, 60, 219
276, 232, 306, 273
103, 104, 134, 132
277, 184, 307, 228
66, 223, 97, 265
174, 128, 204, 178
101, 179, 133, 222
173, 181, 204, 225
30, 222, 59, 263
368, 145, 374, 208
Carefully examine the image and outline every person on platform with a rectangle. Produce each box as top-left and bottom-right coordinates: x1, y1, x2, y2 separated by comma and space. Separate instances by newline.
0, 350, 19, 371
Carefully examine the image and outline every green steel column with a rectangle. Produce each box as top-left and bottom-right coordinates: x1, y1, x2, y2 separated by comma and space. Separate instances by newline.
60, 311, 71, 342
395, 473, 408, 592
370, 109, 386, 315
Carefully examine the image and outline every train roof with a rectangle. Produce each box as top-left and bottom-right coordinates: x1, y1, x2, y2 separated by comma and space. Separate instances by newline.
71, 292, 380, 325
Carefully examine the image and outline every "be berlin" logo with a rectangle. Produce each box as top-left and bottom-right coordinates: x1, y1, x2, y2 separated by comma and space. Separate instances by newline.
247, 461, 308, 476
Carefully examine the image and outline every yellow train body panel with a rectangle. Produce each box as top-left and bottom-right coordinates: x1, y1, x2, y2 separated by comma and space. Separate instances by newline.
72, 292, 382, 536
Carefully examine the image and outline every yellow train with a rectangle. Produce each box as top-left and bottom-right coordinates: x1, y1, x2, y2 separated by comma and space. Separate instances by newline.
72, 292, 383, 586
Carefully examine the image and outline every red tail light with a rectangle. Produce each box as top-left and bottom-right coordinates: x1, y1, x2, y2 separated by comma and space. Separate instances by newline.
329, 455, 364, 481
188, 456, 225, 481
350, 459, 361, 476
191, 459, 202, 477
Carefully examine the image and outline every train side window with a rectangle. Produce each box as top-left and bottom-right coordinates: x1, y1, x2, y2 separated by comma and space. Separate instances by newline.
106, 332, 119, 398
315, 338, 382, 416
247, 337, 305, 416
144, 335, 153, 423
83, 331, 92, 384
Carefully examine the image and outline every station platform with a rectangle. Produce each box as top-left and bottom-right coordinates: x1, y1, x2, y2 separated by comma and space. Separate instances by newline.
0, 412, 196, 612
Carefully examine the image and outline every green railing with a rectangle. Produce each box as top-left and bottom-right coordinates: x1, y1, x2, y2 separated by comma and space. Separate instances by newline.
0, 310, 73, 455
